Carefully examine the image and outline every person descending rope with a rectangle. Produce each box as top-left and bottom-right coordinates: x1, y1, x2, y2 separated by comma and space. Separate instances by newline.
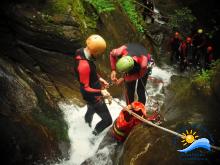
111, 101, 160, 142
73, 34, 112, 136
110, 43, 154, 105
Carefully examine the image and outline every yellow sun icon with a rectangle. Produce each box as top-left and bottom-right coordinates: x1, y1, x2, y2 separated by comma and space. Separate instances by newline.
181, 130, 199, 146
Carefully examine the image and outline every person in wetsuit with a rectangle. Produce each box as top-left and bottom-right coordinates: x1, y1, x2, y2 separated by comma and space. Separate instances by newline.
110, 43, 154, 105
73, 34, 112, 136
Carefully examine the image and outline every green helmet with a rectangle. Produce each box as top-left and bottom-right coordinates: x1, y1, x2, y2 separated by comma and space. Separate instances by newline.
116, 56, 134, 73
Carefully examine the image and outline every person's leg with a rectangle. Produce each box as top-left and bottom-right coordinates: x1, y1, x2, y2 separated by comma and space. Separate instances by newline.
84, 104, 95, 127
137, 74, 148, 105
93, 100, 113, 135
125, 80, 136, 105
175, 50, 180, 62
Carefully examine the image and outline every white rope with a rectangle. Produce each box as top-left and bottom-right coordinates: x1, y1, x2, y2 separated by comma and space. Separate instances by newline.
112, 98, 184, 138
112, 98, 220, 151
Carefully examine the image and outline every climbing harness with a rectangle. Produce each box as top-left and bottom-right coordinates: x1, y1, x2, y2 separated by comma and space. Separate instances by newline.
112, 98, 220, 151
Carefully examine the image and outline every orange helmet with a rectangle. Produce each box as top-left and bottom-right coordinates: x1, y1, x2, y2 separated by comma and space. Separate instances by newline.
186, 37, 192, 43
131, 101, 147, 117
86, 34, 106, 57
207, 46, 213, 52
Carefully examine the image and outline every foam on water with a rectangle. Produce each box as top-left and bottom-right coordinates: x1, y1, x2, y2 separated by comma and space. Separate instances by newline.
57, 99, 124, 165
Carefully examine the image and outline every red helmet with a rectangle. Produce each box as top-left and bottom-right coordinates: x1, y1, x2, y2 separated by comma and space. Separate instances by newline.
207, 46, 213, 53
131, 101, 147, 117
175, 32, 179, 37
186, 37, 192, 43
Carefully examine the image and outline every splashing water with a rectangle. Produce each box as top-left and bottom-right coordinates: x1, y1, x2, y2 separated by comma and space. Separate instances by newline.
56, 99, 123, 165
56, 66, 174, 165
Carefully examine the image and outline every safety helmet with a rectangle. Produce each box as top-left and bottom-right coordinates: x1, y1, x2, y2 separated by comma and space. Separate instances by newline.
175, 32, 179, 37
116, 56, 134, 73
131, 101, 147, 117
207, 46, 213, 52
197, 29, 203, 34
86, 34, 106, 56
186, 37, 192, 43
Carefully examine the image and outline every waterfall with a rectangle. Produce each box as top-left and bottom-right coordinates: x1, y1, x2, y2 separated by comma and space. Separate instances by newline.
56, 65, 174, 165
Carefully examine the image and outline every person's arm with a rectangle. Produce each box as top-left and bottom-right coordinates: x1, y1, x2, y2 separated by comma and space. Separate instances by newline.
78, 60, 101, 93
124, 56, 148, 81
99, 77, 109, 88
110, 45, 127, 70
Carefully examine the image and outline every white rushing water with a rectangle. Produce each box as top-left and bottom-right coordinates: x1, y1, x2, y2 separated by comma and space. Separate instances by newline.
56, 66, 174, 165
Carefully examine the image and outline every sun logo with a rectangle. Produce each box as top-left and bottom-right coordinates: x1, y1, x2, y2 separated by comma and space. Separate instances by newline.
181, 130, 199, 146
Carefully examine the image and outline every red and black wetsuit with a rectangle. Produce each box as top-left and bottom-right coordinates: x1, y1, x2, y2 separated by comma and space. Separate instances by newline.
110, 43, 151, 105
74, 48, 102, 103
74, 48, 112, 135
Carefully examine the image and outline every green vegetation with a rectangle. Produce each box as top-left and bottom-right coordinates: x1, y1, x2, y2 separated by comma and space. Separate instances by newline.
71, 0, 98, 31
47, 0, 72, 14
192, 60, 220, 94
87, 0, 115, 13
44, 0, 144, 33
32, 109, 69, 142
194, 69, 213, 86
168, 7, 196, 33
118, 0, 144, 33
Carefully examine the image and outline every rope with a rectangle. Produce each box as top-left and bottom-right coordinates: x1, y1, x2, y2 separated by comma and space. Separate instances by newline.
112, 98, 220, 151
112, 98, 184, 138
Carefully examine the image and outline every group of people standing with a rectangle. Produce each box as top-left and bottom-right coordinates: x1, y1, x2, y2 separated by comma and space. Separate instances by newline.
170, 29, 215, 72
73, 34, 156, 142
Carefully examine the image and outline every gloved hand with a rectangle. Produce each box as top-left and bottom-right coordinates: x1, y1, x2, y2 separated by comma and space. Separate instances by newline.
115, 77, 124, 85
110, 70, 117, 82
101, 89, 110, 97
99, 77, 109, 88
101, 89, 112, 104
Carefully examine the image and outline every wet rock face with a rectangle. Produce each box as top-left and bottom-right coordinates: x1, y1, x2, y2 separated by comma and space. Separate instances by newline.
0, 0, 154, 164
211, 64, 220, 101
119, 75, 220, 165
120, 125, 181, 165
0, 0, 84, 100
0, 58, 69, 164
0, 0, 152, 100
